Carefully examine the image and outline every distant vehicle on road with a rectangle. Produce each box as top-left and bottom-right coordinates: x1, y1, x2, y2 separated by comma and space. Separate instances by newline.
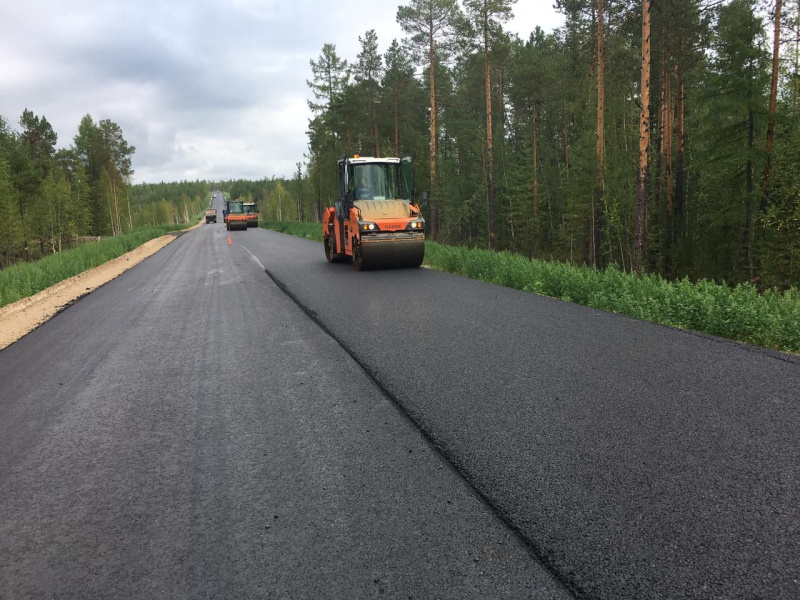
205, 209, 217, 224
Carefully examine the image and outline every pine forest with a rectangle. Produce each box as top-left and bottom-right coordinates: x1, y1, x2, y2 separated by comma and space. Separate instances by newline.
2, 0, 799, 292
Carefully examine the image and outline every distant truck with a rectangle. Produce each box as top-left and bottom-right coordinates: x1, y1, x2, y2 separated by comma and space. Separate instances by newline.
205, 209, 217, 224
243, 202, 259, 228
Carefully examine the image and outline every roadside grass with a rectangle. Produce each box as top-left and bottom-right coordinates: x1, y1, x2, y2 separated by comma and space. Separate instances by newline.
0, 223, 194, 308
424, 244, 800, 354
260, 220, 323, 241
259, 221, 800, 353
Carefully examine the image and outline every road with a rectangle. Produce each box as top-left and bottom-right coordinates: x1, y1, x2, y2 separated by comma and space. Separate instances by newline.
1, 192, 798, 599
0, 193, 568, 599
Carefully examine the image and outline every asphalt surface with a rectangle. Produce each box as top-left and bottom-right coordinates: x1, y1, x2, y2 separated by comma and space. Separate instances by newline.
0, 193, 570, 599
242, 229, 800, 600
2, 197, 798, 599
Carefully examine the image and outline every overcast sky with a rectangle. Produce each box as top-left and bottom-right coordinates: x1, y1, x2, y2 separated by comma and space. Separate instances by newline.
0, 0, 564, 183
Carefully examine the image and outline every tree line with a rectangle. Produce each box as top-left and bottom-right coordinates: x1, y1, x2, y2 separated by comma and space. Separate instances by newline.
226, 170, 313, 224
300, 0, 800, 289
129, 181, 210, 228
0, 111, 134, 266
0, 110, 209, 269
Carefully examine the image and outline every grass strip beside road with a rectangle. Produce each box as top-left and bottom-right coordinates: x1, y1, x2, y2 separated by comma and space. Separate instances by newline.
0, 223, 195, 308
260, 221, 800, 353
260, 220, 323, 241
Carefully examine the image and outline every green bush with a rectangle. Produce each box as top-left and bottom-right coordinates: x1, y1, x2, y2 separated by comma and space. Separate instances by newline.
0, 224, 192, 308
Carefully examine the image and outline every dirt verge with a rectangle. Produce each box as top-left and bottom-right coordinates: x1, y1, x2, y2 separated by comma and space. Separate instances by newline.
0, 222, 202, 351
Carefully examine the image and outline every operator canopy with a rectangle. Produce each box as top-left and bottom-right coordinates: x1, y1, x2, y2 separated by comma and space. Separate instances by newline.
345, 158, 414, 203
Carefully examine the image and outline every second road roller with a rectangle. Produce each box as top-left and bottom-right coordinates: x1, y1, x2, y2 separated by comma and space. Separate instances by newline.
323, 155, 425, 270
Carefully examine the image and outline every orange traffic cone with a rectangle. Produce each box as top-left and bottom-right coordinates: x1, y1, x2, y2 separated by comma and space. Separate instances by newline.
227, 235, 232, 246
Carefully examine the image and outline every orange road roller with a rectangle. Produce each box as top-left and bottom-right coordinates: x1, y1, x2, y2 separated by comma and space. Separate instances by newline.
243, 202, 259, 228
225, 201, 249, 231
323, 155, 425, 270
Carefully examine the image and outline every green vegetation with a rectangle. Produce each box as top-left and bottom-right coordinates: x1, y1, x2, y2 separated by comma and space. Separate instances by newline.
129, 181, 210, 229
259, 221, 322, 241
424, 244, 800, 354
0, 111, 210, 269
0, 223, 194, 308
262, 221, 800, 353
299, 0, 800, 290
225, 173, 308, 225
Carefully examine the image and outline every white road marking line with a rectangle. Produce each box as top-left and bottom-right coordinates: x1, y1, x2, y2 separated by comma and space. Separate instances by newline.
241, 245, 266, 271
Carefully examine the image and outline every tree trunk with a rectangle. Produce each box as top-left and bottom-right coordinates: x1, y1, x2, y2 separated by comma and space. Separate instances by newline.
675, 62, 685, 241
429, 29, 438, 240
633, 0, 652, 276
108, 185, 116, 237
745, 108, 754, 278
656, 36, 666, 238
394, 90, 400, 155
499, 68, 506, 129
562, 100, 569, 177
328, 69, 337, 158
532, 89, 539, 247
593, 0, 605, 267
373, 103, 380, 158
761, 0, 781, 214
484, 8, 496, 250
663, 57, 675, 277
666, 61, 674, 225
126, 189, 133, 232
110, 177, 117, 236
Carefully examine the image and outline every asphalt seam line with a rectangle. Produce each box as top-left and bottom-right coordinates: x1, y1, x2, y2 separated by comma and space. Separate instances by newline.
262, 265, 582, 600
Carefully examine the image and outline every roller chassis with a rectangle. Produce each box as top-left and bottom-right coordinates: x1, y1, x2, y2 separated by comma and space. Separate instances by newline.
323, 204, 425, 271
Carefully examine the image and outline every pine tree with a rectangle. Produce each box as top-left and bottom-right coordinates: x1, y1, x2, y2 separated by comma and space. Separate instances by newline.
633, 0, 652, 275
462, 0, 517, 250
397, 0, 460, 238
382, 40, 417, 155
355, 30, 383, 157
307, 43, 349, 158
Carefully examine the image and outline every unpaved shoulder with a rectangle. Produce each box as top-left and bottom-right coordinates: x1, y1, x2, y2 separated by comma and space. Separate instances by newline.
0, 229, 192, 351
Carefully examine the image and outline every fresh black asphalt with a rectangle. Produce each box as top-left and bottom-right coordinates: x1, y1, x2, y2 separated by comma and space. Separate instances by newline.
2, 203, 798, 598
243, 229, 800, 600
0, 194, 570, 599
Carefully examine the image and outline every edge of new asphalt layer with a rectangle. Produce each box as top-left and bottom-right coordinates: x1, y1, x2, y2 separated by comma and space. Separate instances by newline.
264, 265, 582, 599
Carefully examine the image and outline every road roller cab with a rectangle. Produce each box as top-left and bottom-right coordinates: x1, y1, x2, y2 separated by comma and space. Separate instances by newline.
323, 156, 425, 270
243, 202, 259, 228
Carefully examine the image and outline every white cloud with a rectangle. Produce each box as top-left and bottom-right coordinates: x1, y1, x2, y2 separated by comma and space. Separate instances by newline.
0, 0, 564, 183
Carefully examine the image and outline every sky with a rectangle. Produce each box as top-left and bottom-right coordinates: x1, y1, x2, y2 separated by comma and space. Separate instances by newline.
0, 0, 564, 184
